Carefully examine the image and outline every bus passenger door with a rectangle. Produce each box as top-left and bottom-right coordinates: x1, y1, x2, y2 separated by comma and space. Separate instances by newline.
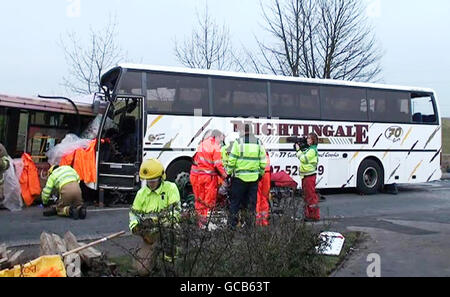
96, 95, 144, 193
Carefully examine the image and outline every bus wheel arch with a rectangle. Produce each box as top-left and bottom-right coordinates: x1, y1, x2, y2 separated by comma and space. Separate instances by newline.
166, 157, 193, 182
356, 157, 385, 195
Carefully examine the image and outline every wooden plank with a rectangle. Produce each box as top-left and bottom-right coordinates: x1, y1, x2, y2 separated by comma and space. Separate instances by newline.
63, 232, 102, 268
52, 234, 67, 255
0, 244, 7, 258
0, 257, 8, 270
40, 232, 57, 256
6, 250, 24, 267
64, 253, 82, 278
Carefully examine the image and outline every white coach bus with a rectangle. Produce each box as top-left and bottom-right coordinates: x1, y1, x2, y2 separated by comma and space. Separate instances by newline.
94, 64, 442, 197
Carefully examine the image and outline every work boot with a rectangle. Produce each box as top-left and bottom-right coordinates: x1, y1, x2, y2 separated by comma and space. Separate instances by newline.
78, 205, 87, 220
69, 206, 79, 220
43, 207, 57, 217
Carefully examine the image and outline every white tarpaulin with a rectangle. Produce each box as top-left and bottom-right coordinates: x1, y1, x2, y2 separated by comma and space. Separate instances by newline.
1, 157, 23, 212
45, 134, 91, 166
316, 232, 345, 256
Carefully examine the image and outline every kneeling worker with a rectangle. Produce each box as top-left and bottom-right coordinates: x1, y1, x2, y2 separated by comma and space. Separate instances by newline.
129, 158, 181, 276
41, 165, 86, 220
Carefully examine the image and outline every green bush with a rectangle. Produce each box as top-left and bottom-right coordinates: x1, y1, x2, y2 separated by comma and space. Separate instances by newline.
143, 197, 330, 277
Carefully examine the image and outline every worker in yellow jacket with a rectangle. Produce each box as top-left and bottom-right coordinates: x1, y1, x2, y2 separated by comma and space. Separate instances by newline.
41, 165, 86, 220
129, 158, 181, 276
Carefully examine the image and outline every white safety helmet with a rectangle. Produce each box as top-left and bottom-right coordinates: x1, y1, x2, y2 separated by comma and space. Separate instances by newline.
224, 132, 240, 146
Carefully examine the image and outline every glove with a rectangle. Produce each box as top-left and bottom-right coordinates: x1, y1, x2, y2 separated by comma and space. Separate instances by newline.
143, 232, 155, 244
132, 225, 140, 235
294, 143, 301, 152
218, 184, 228, 196
301, 144, 309, 152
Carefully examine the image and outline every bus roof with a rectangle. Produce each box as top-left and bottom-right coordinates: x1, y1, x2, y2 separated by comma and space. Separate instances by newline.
116, 63, 435, 95
0, 94, 95, 116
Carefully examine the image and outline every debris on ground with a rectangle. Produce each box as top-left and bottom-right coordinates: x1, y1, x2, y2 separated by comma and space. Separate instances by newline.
316, 232, 345, 256
0, 244, 24, 270
0, 231, 125, 277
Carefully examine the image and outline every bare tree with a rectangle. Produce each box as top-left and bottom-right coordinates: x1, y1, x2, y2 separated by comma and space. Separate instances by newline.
174, 2, 235, 70
60, 17, 126, 95
246, 0, 382, 82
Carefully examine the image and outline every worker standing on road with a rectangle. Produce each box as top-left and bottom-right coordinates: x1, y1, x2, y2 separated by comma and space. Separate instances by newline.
190, 130, 228, 228
296, 133, 320, 222
256, 151, 271, 226
129, 158, 181, 276
0, 143, 10, 203
227, 124, 267, 229
41, 165, 86, 220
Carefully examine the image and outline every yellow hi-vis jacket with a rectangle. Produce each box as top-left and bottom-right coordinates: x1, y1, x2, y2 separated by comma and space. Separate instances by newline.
296, 145, 319, 177
129, 181, 181, 232
41, 166, 80, 205
227, 134, 267, 183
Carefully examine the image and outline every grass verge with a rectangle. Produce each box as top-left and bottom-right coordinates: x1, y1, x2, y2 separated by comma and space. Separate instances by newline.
321, 231, 366, 276
109, 231, 367, 277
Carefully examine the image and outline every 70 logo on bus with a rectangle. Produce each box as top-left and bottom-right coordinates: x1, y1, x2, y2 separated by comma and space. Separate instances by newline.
270, 165, 325, 176
385, 126, 403, 143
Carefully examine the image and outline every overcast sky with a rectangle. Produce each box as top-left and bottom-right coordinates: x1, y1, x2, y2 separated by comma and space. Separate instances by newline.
0, 0, 449, 117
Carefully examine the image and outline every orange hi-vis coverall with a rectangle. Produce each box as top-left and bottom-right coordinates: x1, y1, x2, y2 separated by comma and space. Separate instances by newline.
190, 136, 227, 226
256, 153, 271, 226
20, 153, 41, 207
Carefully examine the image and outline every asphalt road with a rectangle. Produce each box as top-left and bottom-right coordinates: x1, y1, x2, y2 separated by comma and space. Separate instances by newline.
322, 178, 450, 277
1, 177, 450, 277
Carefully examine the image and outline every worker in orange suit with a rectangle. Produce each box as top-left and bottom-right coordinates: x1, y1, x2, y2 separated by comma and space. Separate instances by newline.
190, 130, 228, 228
256, 151, 271, 226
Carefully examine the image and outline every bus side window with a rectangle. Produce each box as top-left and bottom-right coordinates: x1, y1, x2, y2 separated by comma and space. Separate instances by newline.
368, 90, 410, 123
270, 82, 320, 120
146, 73, 210, 115
411, 93, 436, 124
212, 78, 268, 117
320, 86, 367, 122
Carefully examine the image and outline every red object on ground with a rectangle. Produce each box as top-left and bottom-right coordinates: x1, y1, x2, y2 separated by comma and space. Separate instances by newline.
270, 171, 298, 189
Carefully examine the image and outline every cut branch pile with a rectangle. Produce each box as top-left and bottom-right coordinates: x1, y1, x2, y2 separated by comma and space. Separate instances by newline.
0, 244, 24, 270
40, 231, 104, 277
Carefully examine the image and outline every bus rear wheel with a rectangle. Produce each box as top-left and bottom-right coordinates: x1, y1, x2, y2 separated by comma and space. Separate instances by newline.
357, 159, 383, 195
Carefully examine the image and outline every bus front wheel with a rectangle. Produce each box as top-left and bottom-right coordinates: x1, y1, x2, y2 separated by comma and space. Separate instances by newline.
357, 159, 383, 195
166, 159, 192, 182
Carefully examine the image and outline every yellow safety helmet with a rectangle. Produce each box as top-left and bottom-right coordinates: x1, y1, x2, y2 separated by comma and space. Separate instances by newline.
139, 159, 166, 180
